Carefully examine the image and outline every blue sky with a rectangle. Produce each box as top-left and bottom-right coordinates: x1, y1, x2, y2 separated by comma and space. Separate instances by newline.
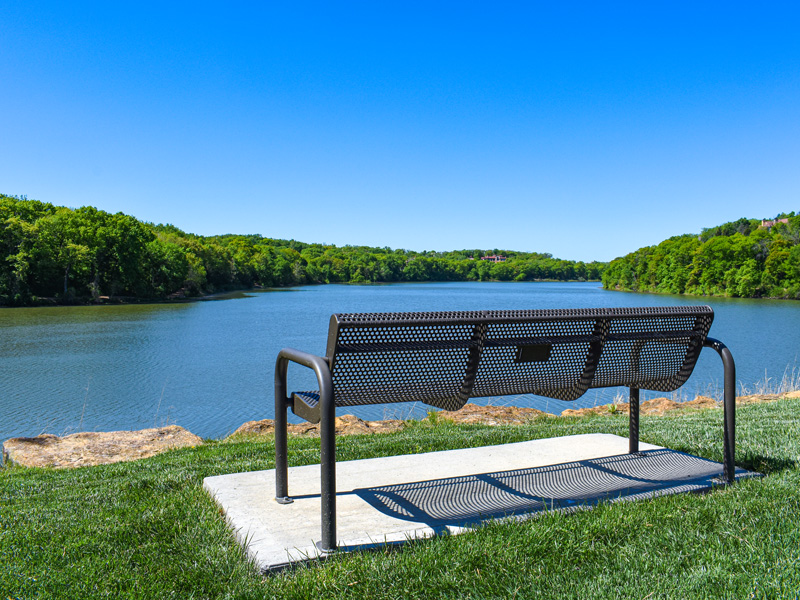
1, 2, 798, 262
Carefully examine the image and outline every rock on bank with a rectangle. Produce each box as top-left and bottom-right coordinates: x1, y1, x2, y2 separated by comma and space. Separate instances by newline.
2, 425, 203, 468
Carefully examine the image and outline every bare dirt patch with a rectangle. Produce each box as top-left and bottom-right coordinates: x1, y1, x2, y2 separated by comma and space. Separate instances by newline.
230, 404, 550, 439
439, 404, 549, 425
231, 414, 407, 438
560, 391, 798, 418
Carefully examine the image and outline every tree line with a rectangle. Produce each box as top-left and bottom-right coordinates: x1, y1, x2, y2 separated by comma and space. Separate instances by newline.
602, 214, 800, 298
0, 195, 605, 306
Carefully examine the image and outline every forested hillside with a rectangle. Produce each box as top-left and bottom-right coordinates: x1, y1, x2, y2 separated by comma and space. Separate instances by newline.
602, 214, 800, 298
0, 195, 604, 306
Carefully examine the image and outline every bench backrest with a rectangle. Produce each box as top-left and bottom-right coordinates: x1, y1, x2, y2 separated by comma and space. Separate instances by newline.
324, 307, 714, 411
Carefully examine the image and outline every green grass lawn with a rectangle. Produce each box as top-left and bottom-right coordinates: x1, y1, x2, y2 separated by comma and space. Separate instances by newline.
2, 399, 799, 599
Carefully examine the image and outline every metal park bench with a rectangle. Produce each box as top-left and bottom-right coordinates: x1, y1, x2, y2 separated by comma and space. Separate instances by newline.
274, 306, 736, 552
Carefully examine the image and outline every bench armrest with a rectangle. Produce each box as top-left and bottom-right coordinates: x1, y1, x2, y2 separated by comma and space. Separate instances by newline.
275, 348, 334, 417
274, 348, 338, 550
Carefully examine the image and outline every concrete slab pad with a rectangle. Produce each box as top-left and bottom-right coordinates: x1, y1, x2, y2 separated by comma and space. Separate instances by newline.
203, 434, 757, 572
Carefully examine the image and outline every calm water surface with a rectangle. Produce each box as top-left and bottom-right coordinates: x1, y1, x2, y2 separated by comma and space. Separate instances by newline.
1, 282, 798, 440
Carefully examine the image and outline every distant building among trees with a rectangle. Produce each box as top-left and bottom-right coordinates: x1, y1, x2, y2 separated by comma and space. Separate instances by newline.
761, 218, 789, 229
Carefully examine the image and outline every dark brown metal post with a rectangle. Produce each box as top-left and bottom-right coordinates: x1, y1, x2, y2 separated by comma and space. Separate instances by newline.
318, 381, 337, 552
629, 387, 640, 453
704, 337, 736, 483
274, 354, 292, 504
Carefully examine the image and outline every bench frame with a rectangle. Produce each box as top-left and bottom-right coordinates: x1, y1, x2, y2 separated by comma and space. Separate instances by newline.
274, 308, 736, 552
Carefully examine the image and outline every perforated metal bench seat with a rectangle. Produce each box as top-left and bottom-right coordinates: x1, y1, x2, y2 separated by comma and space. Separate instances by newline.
289, 307, 712, 415
274, 306, 737, 552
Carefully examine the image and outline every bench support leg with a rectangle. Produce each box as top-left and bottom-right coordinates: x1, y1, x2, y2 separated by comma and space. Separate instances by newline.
704, 338, 736, 484
274, 357, 292, 504
629, 387, 639, 453
318, 385, 337, 553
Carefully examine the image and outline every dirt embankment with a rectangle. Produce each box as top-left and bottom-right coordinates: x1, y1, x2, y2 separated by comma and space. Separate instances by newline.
4, 392, 798, 469
2, 425, 203, 469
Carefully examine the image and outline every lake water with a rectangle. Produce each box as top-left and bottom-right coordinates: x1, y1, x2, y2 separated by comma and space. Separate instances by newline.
1, 282, 798, 441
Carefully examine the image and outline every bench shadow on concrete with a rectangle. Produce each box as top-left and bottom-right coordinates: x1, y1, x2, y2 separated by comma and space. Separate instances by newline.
350, 449, 757, 532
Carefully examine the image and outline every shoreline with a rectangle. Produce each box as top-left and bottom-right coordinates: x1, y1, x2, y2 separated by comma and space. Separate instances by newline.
2, 279, 605, 309
603, 284, 800, 302
1, 286, 265, 309
8, 276, 796, 309
4, 391, 798, 469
